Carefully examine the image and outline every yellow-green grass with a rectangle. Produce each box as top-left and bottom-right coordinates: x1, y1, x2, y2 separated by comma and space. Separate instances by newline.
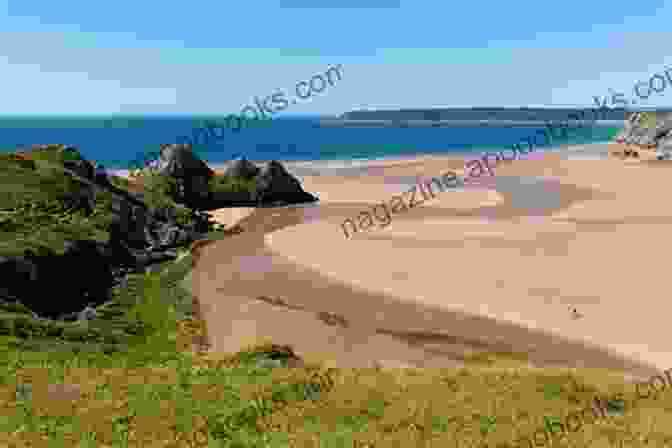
4, 343, 672, 447
3, 256, 672, 448
638, 112, 658, 129
1, 245, 670, 448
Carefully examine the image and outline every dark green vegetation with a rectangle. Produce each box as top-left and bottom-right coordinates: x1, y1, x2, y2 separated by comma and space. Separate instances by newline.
208, 175, 258, 196
1, 150, 106, 257
0, 146, 197, 257
0, 144, 201, 353
134, 169, 195, 226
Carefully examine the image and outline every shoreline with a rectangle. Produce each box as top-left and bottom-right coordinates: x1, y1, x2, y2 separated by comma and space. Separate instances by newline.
105, 141, 615, 180
320, 119, 625, 127
189, 144, 672, 374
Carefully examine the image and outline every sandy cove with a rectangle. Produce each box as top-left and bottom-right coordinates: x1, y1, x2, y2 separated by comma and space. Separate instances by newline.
190, 145, 672, 378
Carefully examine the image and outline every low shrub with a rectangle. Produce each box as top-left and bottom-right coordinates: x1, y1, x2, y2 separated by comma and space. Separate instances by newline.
208, 175, 257, 195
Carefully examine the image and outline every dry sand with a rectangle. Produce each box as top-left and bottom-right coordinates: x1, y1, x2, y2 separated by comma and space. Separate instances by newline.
207, 207, 255, 230
191, 144, 671, 377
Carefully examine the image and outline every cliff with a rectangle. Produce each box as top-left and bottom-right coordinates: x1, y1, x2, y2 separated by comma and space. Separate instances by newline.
615, 111, 672, 150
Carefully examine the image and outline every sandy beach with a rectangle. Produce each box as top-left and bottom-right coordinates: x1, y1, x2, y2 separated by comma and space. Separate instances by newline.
190, 143, 672, 378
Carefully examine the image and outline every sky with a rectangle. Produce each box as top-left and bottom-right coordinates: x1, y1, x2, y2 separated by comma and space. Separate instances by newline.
0, 0, 671, 115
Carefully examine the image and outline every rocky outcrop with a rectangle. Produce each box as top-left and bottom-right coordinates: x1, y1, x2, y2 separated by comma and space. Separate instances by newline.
0, 242, 117, 319
63, 158, 95, 180
1, 141, 317, 321
157, 144, 318, 208
614, 112, 672, 158
157, 144, 214, 207
208, 160, 318, 207
254, 160, 318, 206
109, 194, 209, 253
0, 216, 201, 321
0, 144, 212, 321
223, 157, 260, 179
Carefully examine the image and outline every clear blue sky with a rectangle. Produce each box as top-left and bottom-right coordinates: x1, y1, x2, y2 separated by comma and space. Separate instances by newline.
1, 0, 671, 115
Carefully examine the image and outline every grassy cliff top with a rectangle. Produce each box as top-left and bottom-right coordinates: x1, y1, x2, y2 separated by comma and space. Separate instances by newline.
1, 148, 108, 257
0, 145, 197, 257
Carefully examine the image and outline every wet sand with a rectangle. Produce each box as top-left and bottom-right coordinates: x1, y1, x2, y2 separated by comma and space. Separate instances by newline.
191, 144, 671, 378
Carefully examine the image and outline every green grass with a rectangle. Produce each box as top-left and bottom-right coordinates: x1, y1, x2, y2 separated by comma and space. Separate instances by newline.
638, 112, 658, 129
0, 146, 198, 257
4, 324, 672, 448
1, 149, 111, 256
3, 248, 671, 448
209, 175, 257, 195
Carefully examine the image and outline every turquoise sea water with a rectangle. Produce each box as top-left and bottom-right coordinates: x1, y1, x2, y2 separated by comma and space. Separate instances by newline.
0, 116, 621, 169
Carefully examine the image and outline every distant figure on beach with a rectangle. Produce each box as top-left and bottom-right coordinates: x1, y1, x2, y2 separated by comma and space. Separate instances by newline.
571, 308, 583, 319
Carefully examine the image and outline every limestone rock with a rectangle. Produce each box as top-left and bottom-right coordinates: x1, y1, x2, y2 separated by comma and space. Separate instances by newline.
223, 157, 260, 179
254, 160, 318, 206
157, 144, 214, 207
617, 111, 672, 152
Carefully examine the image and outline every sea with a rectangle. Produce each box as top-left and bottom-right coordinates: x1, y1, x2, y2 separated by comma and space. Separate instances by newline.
0, 115, 621, 176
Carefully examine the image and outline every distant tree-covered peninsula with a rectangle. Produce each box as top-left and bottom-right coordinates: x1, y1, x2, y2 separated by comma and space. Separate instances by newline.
338, 107, 633, 122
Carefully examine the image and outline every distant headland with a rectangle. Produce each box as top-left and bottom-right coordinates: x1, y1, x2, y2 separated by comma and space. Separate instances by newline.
320, 107, 641, 127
